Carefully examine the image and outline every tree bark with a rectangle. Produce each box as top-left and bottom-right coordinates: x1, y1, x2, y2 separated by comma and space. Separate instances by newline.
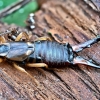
0, 0, 100, 100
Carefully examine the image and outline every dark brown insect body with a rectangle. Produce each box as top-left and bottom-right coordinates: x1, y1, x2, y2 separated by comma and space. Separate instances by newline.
0, 36, 100, 68
29, 41, 73, 67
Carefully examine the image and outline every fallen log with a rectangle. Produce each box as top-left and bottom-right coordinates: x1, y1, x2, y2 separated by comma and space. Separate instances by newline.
0, 0, 100, 100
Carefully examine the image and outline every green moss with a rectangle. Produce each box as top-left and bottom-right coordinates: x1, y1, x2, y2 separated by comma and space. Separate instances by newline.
1, 0, 38, 27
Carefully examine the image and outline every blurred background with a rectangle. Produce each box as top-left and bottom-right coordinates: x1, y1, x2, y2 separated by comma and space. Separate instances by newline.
0, 0, 38, 27
0, 0, 99, 27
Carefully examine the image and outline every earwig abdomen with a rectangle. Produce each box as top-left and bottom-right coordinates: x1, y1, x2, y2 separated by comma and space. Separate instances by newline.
29, 41, 74, 67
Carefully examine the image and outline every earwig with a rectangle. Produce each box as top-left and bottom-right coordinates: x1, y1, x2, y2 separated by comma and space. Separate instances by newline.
0, 29, 100, 86
0, 35, 100, 68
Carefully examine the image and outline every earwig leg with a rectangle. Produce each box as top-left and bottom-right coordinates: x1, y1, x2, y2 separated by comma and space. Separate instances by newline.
72, 36, 100, 52
26, 63, 63, 71
15, 32, 29, 41
13, 62, 39, 85
0, 58, 5, 63
34, 36, 52, 41
73, 56, 100, 68
26, 63, 48, 68
0, 36, 6, 43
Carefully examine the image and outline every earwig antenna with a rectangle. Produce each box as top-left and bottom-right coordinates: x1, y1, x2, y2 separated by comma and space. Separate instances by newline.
0, 28, 19, 36
0, 30, 11, 36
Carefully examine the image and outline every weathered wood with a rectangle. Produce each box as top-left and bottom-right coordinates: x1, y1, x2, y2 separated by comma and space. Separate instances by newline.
0, 0, 100, 100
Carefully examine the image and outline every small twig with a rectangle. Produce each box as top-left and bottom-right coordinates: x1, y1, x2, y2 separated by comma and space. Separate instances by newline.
0, 0, 32, 18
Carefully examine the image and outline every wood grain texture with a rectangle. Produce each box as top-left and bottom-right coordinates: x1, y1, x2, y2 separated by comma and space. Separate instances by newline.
0, 0, 100, 100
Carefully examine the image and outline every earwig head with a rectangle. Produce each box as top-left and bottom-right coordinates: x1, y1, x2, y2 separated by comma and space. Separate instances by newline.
0, 43, 10, 56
